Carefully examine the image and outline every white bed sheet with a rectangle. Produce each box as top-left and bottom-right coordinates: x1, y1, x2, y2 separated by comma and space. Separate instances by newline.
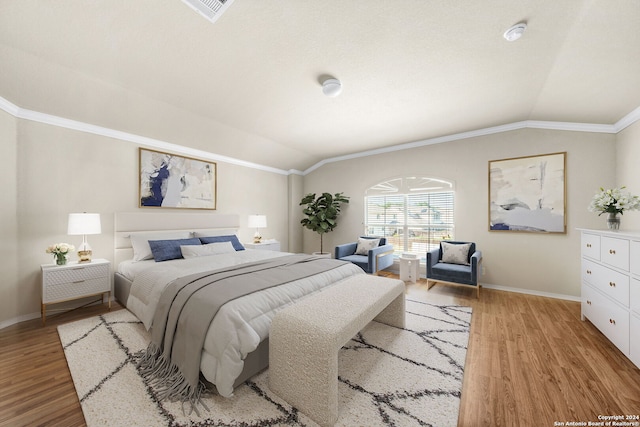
124, 250, 364, 397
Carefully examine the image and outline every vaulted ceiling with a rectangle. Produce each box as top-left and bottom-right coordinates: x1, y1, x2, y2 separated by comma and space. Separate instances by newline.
1, 1, 639, 171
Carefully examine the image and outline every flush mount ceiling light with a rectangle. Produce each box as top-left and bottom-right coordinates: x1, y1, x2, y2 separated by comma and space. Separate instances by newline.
322, 78, 342, 97
503, 22, 527, 41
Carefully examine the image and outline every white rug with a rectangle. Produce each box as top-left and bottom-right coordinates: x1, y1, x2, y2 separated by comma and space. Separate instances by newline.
58, 299, 471, 427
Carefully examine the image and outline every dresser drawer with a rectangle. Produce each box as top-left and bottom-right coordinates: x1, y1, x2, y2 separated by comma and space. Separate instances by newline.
582, 258, 597, 285
581, 232, 601, 260
586, 261, 630, 307
631, 240, 640, 276
601, 236, 629, 271
582, 283, 630, 355
43, 263, 110, 285
631, 314, 640, 367
631, 277, 640, 316
43, 277, 110, 303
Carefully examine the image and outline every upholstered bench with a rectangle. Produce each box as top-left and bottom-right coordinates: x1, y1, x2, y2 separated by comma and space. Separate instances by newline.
269, 274, 406, 427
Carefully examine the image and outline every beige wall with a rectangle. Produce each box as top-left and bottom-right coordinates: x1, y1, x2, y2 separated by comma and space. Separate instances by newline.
0, 110, 19, 324
302, 128, 616, 297
1, 111, 636, 327
616, 120, 640, 229
1, 119, 289, 327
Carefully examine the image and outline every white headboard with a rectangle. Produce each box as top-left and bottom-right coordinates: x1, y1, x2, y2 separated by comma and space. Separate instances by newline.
114, 212, 240, 266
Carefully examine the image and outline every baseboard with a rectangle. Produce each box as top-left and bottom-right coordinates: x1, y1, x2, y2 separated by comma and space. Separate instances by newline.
391, 265, 581, 302
0, 312, 41, 330
0, 295, 113, 331
479, 282, 581, 302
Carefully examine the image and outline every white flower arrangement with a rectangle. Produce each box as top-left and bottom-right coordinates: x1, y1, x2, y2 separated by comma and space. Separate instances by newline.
46, 243, 76, 257
588, 186, 640, 216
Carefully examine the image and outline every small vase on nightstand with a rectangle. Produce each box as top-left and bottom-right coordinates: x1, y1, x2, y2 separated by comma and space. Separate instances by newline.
55, 254, 67, 265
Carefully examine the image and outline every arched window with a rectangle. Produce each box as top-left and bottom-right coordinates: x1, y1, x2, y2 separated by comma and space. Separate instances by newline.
365, 177, 455, 260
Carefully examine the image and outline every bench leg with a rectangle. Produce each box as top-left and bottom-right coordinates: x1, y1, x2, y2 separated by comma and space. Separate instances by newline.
374, 293, 406, 328
270, 318, 339, 427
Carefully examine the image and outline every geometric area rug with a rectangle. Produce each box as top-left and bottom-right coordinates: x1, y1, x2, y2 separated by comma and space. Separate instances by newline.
58, 299, 472, 427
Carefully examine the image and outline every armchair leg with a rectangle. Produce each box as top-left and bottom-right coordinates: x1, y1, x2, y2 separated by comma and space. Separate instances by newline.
426, 279, 436, 290
477, 285, 481, 299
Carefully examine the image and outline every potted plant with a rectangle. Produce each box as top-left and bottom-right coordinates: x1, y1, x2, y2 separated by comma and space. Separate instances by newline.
300, 192, 350, 255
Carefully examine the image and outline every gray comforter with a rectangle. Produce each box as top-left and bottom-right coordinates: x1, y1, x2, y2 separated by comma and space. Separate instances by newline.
137, 254, 349, 411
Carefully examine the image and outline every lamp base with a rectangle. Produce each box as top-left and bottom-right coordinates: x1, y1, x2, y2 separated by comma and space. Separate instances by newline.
78, 249, 92, 263
253, 232, 262, 244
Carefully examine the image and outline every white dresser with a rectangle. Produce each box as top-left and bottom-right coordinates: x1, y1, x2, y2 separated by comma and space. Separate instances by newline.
579, 229, 640, 368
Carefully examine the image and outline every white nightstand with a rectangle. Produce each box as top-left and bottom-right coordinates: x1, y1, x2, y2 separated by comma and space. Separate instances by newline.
399, 256, 420, 283
244, 240, 281, 251
41, 258, 111, 325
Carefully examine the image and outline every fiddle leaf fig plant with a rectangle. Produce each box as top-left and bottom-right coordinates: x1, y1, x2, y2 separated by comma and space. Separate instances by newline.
300, 192, 350, 254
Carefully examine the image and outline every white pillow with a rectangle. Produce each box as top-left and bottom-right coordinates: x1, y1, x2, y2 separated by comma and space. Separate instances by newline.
355, 238, 380, 255
441, 242, 471, 265
181, 241, 236, 258
129, 231, 192, 261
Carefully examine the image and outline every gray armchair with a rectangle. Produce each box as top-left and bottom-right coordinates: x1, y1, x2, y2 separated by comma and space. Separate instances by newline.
426, 241, 482, 298
335, 236, 394, 275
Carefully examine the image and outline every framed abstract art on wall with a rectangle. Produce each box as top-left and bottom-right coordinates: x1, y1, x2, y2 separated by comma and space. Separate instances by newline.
488, 152, 566, 233
139, 148, 217, 210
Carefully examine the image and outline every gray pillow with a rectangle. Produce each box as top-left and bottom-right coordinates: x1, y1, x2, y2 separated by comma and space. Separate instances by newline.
441, 242, 471, 265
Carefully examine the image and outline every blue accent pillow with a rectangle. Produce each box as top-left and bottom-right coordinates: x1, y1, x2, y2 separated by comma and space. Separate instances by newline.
148, 238, 202, 262
198, 235, 245, 251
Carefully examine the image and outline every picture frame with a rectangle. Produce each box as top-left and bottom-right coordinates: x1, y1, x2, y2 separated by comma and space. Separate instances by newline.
139, 148, 217, 210
488, 152, 566, 233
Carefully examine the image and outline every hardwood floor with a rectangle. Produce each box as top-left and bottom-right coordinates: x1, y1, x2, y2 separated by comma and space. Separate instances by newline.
1, 279, 639, 427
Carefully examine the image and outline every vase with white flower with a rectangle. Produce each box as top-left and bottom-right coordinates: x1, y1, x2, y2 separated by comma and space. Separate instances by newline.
46, 243, 76, 265
588, 186, 640, 230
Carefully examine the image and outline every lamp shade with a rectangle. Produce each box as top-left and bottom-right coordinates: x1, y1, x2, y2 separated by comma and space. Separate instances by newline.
67, 213, 102, 235
247, 215, 267, 229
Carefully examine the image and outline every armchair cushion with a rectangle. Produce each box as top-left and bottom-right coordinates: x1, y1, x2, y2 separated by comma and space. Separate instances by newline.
335, 236, 393, 274
441, 241, 472, 265
355, 237, 380, 255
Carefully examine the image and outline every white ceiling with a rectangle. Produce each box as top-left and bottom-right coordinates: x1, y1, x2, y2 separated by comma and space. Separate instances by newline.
1, 1, 639, 171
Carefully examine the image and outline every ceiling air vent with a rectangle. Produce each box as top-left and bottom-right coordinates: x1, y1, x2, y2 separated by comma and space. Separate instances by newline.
181, 0, 235, 23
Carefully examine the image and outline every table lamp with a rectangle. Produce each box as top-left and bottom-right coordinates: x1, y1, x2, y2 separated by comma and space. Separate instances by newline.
68, 213, 102, 262
248, 215, 267, 243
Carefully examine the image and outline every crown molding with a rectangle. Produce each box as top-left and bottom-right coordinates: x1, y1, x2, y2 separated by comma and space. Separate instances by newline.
302, 119, 620, 174
0, 96, 20, 116
0, 96, 290, 176
1, 95, 638, 177
614, 105, 640, 132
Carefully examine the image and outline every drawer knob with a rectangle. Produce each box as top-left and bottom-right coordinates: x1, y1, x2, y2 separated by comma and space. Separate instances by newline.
609, 318, 616, 325
609, 249, 616, 255
586, 243, 592, 248
586, 270, 592, 275
586, 300, 592, 305
609, 281, 616, 287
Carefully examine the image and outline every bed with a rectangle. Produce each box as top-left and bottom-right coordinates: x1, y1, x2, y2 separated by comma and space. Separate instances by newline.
113, 212, 364, 398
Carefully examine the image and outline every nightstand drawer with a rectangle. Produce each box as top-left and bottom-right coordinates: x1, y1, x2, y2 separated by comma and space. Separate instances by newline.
43, 277, 110, 303
43, 263, 109, 285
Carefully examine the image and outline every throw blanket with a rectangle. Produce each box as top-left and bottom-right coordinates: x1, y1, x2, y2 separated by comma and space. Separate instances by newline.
137, 254, 349, 413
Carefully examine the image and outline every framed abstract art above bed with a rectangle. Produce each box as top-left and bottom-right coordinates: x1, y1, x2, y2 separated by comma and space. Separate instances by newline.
489, 151, 566, 233
139, 148, 217, 209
